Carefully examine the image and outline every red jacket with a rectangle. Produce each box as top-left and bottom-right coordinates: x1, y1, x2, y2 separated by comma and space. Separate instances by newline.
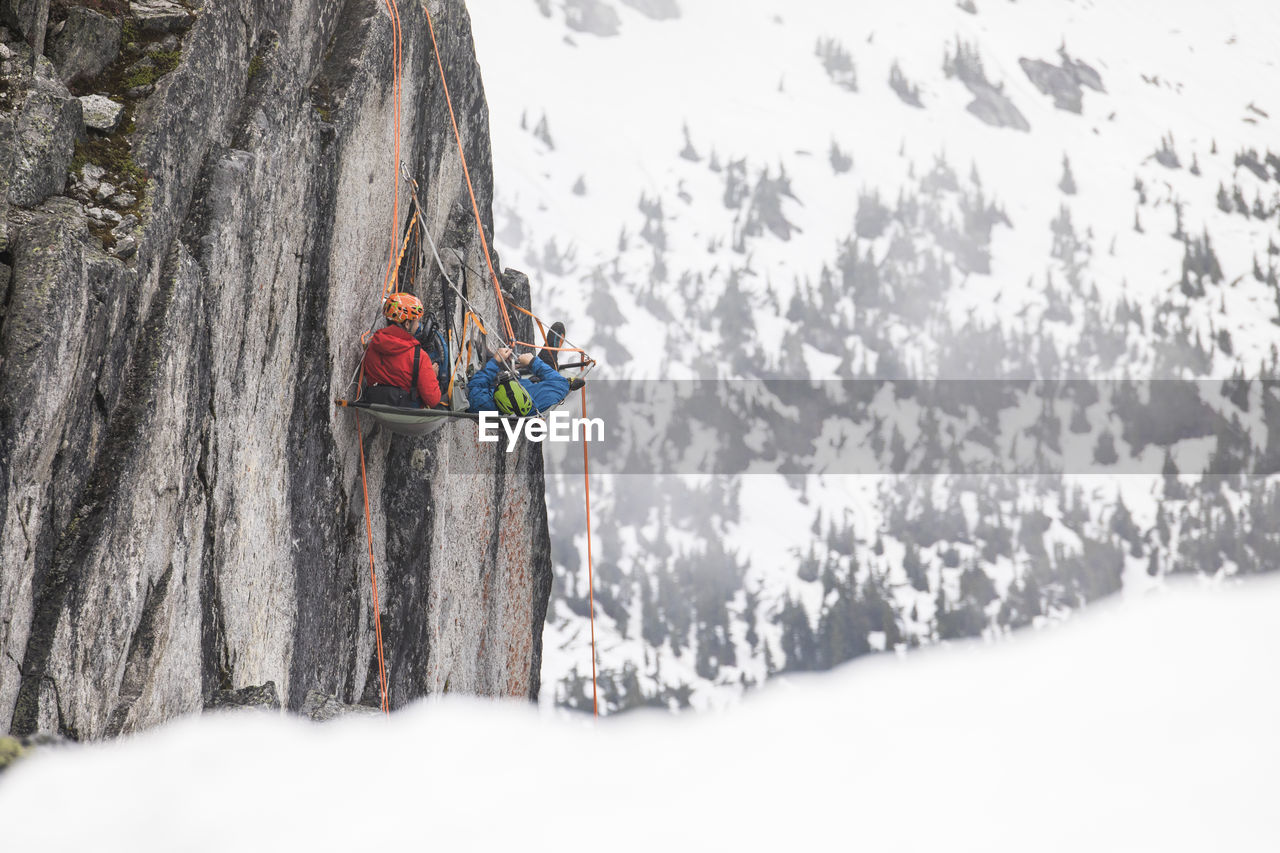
362, 326, 441, 407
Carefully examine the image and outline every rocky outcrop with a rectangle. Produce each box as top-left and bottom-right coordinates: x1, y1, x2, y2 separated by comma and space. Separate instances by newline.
130, 0, 194, 34
300, 688, 381, 721
78, 93, 123, 132
1020, 50, 1105, 114
47, 6, 122, 84
965, 83, 1030, 132
0, 0, 43, 44
6, 56, 82, 207
0, 0, 554, 741
206, 681, 281, 712
944, 38, 1029, 132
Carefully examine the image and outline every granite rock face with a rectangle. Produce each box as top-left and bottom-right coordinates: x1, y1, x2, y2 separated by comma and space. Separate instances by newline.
48, 6, 122, 84
7, 69, 82, 207
0, 0, 42, 43
0, 0, 554, 740
130, 0, 195, 34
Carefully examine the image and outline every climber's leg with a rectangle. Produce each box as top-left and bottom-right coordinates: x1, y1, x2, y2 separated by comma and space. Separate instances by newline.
538, 321, 566, 371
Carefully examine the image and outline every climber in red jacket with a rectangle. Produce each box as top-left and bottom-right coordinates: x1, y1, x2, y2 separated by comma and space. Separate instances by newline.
358, 292, 442, 408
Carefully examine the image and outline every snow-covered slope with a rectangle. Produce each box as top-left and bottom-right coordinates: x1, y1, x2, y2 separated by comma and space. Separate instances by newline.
1, 579, 1276, 851
466, 1, 1280, 712
476, 0, 1279, 377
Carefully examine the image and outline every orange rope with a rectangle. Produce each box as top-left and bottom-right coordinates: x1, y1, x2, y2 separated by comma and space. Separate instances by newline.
502, 310, 585, 352
353, 0, 402, 718
423, 5, 517, 344
392, 209, 419, 288
445, 327, 455, 403
447, 311, 476, 404
356, 410, 391, 715
502, 301, 537, 320
496, 301, 585, 353
581, 385, 598, 718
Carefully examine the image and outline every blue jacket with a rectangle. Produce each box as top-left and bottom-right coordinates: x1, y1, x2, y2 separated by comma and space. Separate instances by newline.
467, 357, 570, 414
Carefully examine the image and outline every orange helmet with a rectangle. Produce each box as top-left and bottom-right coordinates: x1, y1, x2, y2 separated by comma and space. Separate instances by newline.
384, 292, 424, 324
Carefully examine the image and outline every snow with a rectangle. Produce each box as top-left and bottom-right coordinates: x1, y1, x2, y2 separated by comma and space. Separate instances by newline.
474, 0, 1280, 379
2, 578, 1277, 850
467, 0, 1280, 709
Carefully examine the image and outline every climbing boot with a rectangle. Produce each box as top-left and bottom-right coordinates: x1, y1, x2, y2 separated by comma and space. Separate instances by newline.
539, 322, 565, 371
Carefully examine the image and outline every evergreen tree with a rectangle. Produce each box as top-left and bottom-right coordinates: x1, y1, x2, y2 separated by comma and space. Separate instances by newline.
1094, 429, 1120, 465
959, 562, 998, 606
903, 540, 929, 591
1110, 496, 1138, 544
777, 595, 818, 671
1162, 448, 1186, 499
933, 582, 948, 641
798, 545, 820, 583
1155, 501, 1172, 547
1059, 154, 1077, 195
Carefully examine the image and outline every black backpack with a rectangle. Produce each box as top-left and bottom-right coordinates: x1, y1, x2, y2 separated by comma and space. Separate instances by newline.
416, 317, 452, 395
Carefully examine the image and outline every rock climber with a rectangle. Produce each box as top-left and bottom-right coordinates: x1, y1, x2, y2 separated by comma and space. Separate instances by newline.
358, 292, 442, 409
467, 343, 572, 416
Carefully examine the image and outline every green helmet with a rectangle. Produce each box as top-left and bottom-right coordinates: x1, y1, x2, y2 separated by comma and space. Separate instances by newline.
493, 371, 533, 416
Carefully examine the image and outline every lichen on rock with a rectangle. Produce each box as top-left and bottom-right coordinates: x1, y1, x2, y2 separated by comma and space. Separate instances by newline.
0, 735, 24, 770
79, 93, 124, 132
47, 6, 123, 84
8, 72, 82, 207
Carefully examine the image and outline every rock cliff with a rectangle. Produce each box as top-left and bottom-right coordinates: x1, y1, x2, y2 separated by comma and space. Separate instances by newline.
0, 0, 553, 739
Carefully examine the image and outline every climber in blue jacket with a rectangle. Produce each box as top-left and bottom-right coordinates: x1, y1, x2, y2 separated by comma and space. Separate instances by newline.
467, 346, 571, 416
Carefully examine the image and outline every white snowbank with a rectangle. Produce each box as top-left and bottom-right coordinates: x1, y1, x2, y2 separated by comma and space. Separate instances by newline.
1, 578, 1276, 851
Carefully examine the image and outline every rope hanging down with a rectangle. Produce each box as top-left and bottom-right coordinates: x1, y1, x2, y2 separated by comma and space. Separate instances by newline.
358, 408, 390, 714
354, 0, 405, 717
423, 3, 601, 715
423, 8, 515, 344
582, 385, 599, 718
